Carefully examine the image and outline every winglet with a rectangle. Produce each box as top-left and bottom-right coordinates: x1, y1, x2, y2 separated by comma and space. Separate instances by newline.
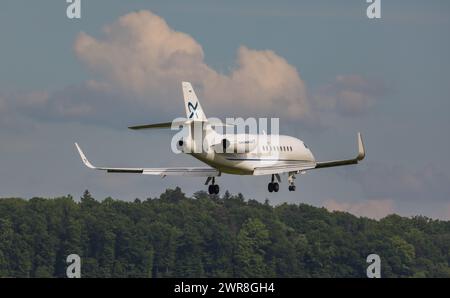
357, 132, 365, 161
74, 143, 96, 169
314, 132, 366, 169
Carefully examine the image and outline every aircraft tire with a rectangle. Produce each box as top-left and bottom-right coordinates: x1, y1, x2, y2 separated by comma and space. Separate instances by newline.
273, 182, 279, 192
214, 184, 220, 194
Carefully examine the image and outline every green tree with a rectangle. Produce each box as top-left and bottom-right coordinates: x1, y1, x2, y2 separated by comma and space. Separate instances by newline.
0, 190, 449, 278
235, 218, 271, 277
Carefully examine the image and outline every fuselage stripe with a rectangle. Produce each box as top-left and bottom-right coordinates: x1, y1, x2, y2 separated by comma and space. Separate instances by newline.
225, 158, 310, 162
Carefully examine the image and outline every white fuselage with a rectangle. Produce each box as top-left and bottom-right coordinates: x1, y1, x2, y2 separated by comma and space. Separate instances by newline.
190, 134, 316, 175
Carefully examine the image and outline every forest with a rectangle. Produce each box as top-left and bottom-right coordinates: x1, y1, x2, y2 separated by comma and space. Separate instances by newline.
0, 188, 449, 278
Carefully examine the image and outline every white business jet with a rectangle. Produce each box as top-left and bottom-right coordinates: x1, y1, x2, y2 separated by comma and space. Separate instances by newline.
75, 82, 365, 194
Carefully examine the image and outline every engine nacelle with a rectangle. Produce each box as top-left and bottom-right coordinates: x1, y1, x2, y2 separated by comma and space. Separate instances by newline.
176, 138, 195, 153
176, 139, 184, 152
214, 137, 257, 153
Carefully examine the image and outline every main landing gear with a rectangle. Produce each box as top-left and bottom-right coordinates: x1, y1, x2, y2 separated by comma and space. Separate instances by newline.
206, 177, 219, 195
267, 172, 298, 193
268, 174, 280, 193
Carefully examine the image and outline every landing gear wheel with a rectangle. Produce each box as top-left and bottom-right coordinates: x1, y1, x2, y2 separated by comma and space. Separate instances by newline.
273, 182, 279, 192
268, 174, 280, 193
213, 184, 220, 195
208, 184, 220, 195
207, 177, 220, 195
288, 185, 296, 192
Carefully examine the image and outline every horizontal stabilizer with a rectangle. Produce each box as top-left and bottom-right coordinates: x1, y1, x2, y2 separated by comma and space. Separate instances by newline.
128, 122, 173, 130
129, 119, 233, 131
128, 119, 193, 130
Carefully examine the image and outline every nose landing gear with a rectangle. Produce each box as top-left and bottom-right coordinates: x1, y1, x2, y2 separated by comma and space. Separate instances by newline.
288, 171, 296, 192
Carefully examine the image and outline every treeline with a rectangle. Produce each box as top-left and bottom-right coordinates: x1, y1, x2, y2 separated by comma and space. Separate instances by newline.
0, 188, 449, 278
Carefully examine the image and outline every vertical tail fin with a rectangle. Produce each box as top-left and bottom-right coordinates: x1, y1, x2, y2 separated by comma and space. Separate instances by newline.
182, 81, 207, 121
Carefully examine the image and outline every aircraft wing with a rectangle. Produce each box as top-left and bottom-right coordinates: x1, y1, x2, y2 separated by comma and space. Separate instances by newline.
253, 162, 316, 176
75, 143, 220, 177
314, 132, 366, 169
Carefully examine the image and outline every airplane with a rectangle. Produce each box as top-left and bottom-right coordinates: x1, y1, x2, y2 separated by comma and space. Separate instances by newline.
75, 81, 365, 194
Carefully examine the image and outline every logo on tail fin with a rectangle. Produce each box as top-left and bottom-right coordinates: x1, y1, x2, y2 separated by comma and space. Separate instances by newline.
188, 102, 199, 119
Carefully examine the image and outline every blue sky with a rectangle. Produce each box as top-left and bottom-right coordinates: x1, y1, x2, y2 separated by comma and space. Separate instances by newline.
1, 1, 449, 219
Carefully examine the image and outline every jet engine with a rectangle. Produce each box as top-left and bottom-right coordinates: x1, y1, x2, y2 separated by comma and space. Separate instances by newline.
214, 137, 257, 153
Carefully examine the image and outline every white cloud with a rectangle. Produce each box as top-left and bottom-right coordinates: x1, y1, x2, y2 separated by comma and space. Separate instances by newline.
74, 10, 310, 120
324, 198, 395, 220
0, 10, 386, 129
